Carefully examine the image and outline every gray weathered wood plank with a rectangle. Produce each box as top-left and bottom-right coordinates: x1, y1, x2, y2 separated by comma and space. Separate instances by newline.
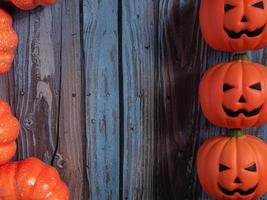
10, 1, 88, 198
12, 5, 62, 163
83, 0, 120, 199
52, 0, 89, 199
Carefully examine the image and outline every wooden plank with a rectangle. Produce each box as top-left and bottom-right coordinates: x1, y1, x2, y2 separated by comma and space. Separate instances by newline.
121, 0, 157, 199
156, 0, 229, 199
155, 0, 230, 199
12, 6, 62, 163
11, 2, 88, 198
83, 0, 120, 199
52, 0, 89, 199
121, 0, 267, 199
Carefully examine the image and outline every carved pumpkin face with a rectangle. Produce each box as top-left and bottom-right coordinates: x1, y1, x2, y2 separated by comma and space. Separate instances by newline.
200, 0, 267, 51
199, 59, 267, 128
197, 134, 267, 200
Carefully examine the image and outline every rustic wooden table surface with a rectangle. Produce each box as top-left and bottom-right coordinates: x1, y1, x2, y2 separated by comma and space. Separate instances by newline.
4, 0, 267, 199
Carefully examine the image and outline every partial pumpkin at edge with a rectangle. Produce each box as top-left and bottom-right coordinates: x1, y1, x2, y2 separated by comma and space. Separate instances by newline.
0, 9, 18, 74
0, 157, 70, 199
200, 0, 267, 51
6, 0, 58, 10
197, 132, 267, 200
0, 100, 20, 165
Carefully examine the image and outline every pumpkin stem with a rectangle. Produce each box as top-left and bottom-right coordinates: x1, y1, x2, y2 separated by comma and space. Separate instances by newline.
226, 129, 244, 137
233, 53, 249, 60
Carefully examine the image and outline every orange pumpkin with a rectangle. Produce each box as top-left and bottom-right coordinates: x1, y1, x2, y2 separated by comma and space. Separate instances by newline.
0, 9, 18, 74
0, 157, 69, 199
0, 100, 19, 165
199, 54, 267, 129
7, 0, 58, 10
200, 0, 267, 51
197, 130, 267, 200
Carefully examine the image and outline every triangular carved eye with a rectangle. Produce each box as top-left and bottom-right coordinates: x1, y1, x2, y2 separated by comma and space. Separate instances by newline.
223, 83, 234, 92
250, 82, 262, 91
253, 1, 264, 9
245, 164, 257, 172
219, 164, 230, 172
225, 4, 235, 12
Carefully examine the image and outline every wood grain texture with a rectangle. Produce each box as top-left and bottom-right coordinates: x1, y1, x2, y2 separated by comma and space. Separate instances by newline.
5, 0, 267, 199
53, 0, 89, 199
121, 0, 157, 199
83, 0, 120, 199
10, 1, 88, 199
155, 1, 231, 199
12, 6, 61, 162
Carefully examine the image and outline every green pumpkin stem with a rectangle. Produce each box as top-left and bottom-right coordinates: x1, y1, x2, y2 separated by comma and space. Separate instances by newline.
233, 53, 249, 60
226, 129, 244, 137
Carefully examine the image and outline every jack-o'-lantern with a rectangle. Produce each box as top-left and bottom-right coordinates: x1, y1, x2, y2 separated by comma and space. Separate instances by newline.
199, 54, 267, 128
197, 130, 267, 200
200, 0, 267, 51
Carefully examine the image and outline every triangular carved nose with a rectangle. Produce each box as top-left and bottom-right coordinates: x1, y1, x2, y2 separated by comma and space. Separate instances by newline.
234, 177, 242, 184
241, 16, 248, 22
239, 96, 246, 103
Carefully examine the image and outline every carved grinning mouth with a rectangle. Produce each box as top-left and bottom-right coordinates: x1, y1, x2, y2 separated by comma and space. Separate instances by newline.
224, 25, 265, 39
219, 184, 257, 196
223, 105, 262, 117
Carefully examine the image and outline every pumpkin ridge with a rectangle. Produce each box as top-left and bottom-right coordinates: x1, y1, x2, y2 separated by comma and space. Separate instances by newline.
197, 136, 224, 159
215, 62, 233, 126
13, 163, 19, 200
197, 136, 230, 197
38, 164, 60, 196
207, 136, 228, 158
208, 64, 225, 123
224, 61, 239, 127
15, 158, 43, 199
251, 63, 266, 127
242, 137, 265, 198
0, 116, 19, 144
210, 136, 231, 195
46, 178, 62, 199
218, 137, 235, 173
29, 161, 47, 198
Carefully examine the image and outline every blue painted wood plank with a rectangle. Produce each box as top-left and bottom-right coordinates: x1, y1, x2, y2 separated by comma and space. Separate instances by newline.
83, 0, 120, 199
121, 0, 157, 199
